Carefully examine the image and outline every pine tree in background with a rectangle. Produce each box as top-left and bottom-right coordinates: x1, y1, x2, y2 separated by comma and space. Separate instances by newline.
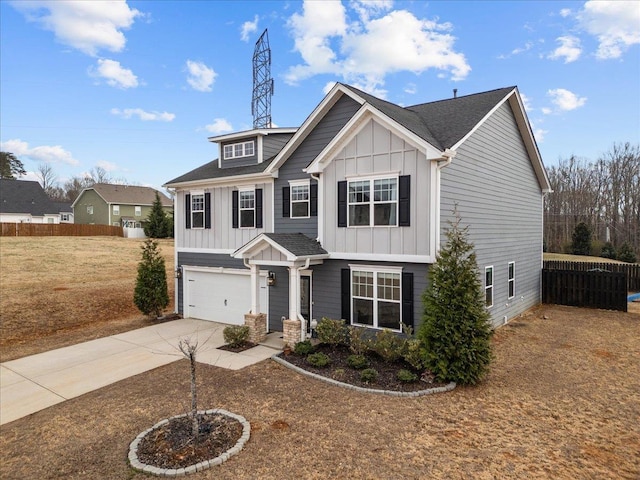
134, 239, 169, 318
600, 242, 617, 260
418, 211, 493, 385
617, 242, 637, 263
144, 191, 171, 238
571, 222, 592, 256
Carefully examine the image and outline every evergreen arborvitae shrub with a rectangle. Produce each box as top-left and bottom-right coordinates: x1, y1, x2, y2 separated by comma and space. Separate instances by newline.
617, 242, 637, 263
601, 242, 617, 260
133, 239, 169, 318
144, 191, 171, 238
417, 212, 493, 386
571, 222, 592, 256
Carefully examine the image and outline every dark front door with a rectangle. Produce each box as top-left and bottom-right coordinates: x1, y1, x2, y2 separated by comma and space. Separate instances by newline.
300, 275, 311, 332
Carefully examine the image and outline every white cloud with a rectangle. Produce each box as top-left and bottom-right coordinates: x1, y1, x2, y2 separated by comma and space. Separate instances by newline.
541, 107, 553, 115
285, 0, 470, 94
559, 8, 572, 18
204, 118, 233, 134
186, 60, 216, 92
11, 0, 141, 56
241, 15, 259, 42
95, 160, 118, 171
404, 83, 417, 95
89, 58, 139, 88
548, 35, 582, 63
0, 139, 79, 166
110, 108, 175, 121
547, 88, 587, 112
578, 0, 640, 59
519, 92, 532, 112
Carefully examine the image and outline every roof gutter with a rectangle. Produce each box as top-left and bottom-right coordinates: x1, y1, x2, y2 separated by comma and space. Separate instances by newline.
437, 148, 456, 169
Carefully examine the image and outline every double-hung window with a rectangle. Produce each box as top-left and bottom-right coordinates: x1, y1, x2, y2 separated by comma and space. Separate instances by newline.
239, 189, 255, 228
290, 181, 310, 218
508, 262, 515, 299
223, 141, 255, 159
351, 267, 402, 331
135, 206, 142, 216
113, 205, 120, 215
485, 266, 494, 308
191, 193, 205, 228
348, 177, 397, 226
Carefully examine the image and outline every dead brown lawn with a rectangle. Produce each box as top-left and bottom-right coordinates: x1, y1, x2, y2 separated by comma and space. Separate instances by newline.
0, 236, 175, 361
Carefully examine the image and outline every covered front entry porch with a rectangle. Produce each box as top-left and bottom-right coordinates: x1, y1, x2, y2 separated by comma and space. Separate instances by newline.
232, 233, 329, 346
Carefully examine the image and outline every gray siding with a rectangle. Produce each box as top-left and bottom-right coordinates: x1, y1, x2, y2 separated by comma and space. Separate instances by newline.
274, 94, 361, 237
263, 133, 294, 160
440, 101, 544, 326
309, 260, 429, 330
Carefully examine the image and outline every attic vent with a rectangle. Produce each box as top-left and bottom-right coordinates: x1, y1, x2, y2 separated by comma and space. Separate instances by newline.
453, 89, 458, 98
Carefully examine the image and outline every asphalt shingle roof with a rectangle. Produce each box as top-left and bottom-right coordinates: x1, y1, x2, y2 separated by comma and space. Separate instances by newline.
90, 183, 172, 206
263, 233, 328, 257
0, 179, 58, 215
165, 159, 272, 185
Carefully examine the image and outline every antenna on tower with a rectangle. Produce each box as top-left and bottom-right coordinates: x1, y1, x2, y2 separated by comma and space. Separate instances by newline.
252, 29, 274, 129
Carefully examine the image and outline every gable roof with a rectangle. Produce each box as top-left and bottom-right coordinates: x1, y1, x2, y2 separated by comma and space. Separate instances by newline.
232, 232, 328, 262
0, 179, 59, 216
72, 183, 172, 208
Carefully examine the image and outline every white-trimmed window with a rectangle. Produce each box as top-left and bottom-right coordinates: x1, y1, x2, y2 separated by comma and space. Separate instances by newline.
508, 262, 515, 299
135, 206, 141, 216
113, 205, 120, 215
87, 206, 93, 215
348, 177, 397, 226
191, 193, 204, 228
351, 266, 402, 331
224, 141, 255, 159
61, 213, 71, 222
290, 180, 310, 218
239, 189, 255, 228
485, 266, 494, 308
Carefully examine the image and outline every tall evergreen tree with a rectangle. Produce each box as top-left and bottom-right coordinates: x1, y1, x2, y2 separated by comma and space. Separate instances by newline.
144, 191, 170, 238
571, 222, 592, 256
134, 239, 169, 318
418, 212, 493, 385
0, 152, 26, 179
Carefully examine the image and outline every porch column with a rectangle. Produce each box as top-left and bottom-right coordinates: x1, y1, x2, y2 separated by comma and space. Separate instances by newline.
250, 263, 260, 314
288, 266, 298, 322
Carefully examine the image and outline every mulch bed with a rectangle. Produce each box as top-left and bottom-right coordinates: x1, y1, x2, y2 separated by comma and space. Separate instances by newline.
279, 344, 448, 392
136, 413, 242, 470
217, 341, 257, 353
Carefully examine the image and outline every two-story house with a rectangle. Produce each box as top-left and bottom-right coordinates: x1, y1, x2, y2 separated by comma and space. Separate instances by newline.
164, 83, 551, 346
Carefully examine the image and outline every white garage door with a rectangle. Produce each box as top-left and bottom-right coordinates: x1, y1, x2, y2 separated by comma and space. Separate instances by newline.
185, 269, 268, 325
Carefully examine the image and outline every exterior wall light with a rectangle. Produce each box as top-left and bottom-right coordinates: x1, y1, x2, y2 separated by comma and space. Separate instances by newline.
175, 266, 182, 279
267, 271, 276, 286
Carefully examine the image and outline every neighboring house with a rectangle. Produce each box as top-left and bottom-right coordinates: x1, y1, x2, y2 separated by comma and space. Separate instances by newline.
53, 202, 74, 223
72, 183, 173, 228
0, 179, 61, 223
164, 84, 551, 344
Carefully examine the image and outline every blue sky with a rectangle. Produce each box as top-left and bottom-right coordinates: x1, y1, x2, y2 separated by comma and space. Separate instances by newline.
1, 0, 638, 193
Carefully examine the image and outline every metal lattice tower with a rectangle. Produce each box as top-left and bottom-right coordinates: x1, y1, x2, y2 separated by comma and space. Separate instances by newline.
252, 29, 274, 129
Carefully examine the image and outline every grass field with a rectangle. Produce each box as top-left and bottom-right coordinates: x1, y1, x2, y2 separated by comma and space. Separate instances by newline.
543, 252, 627, 263
0, 236, 175, 361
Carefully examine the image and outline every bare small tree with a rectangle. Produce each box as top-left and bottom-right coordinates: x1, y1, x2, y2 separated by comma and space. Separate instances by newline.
178, 337, 200, 438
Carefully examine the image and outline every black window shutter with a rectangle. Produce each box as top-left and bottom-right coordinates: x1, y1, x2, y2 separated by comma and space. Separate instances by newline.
337, 181, 347, 227
185, 194, 191, 229
255, 188, 263, 228
204, 192, 211, 229
282, 186, 290, 218
399, 175, 410, 227
310, 183, 318, 217
341, 268, 351, 322
231, 190, 238, 228
402, 272, 414, 330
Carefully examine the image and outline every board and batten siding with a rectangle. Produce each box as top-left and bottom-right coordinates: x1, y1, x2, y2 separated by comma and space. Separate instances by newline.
176, 182, 273, 250
274, 94, 361, 237
440, 101, 544, 326
322, 118, 432, 256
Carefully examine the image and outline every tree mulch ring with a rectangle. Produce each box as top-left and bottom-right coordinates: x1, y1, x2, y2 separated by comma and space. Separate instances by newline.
217, 341, 257, 353
279, 344, 449, 392
136, 412, 243, 470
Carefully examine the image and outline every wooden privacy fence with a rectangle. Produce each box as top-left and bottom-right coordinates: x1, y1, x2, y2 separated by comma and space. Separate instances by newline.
0, 223, 123, 237
544, 260, 640, 292
542, 269, 628, 312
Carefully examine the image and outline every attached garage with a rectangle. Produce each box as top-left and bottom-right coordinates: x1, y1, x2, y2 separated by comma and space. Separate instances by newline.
183, 268, 268, 325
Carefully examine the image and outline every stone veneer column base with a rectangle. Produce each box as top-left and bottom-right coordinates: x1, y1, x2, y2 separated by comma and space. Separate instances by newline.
244, 313, 267, 344
282, 319, 301, 347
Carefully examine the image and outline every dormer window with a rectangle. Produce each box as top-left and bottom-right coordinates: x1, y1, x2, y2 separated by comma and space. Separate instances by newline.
223, 141, 255, 159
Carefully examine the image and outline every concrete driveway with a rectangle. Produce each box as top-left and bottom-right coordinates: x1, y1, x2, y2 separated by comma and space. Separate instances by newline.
0, 318, 283, 425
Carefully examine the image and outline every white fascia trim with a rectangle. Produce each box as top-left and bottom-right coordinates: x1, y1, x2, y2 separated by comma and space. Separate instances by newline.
177, 247, 236, 255
265, 84, 366, 174
208, 128, 297, 143
348, 263, 403, 273
330, 252, 435, 264
165, 173, 275, 190
182, 265, 267, 276
305, 106, 441, 174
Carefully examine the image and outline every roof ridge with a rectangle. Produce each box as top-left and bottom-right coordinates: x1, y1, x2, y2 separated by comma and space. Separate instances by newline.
406, 86, 516, 109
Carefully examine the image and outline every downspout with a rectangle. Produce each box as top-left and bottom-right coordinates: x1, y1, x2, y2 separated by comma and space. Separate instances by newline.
310, 173, 321, 243
296, 258, 311, 342
434, 149, 456, 254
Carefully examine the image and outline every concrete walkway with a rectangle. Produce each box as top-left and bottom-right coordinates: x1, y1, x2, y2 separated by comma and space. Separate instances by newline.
0, 318, 284, 426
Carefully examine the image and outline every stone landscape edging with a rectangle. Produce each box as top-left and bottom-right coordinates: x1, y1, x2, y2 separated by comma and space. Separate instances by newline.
271, 354, 456, 397
128, 408, 250, 477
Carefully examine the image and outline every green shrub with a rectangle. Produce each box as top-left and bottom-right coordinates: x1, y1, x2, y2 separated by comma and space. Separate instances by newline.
360, 368, 378, 384
348, 326, 371, 355
617, 242, 637, 263
397, 369, 418, 383
316, 318, 348, 346
346, 354, 370, 370
133, 239, 169, 318
571, 222, 592, 256
293, 340, 314, 356
402, 338, 424, 371
601, 242, 617, 260
371, 329, 404, 362
223, 325, 250, 347
306, 352, 331, 367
